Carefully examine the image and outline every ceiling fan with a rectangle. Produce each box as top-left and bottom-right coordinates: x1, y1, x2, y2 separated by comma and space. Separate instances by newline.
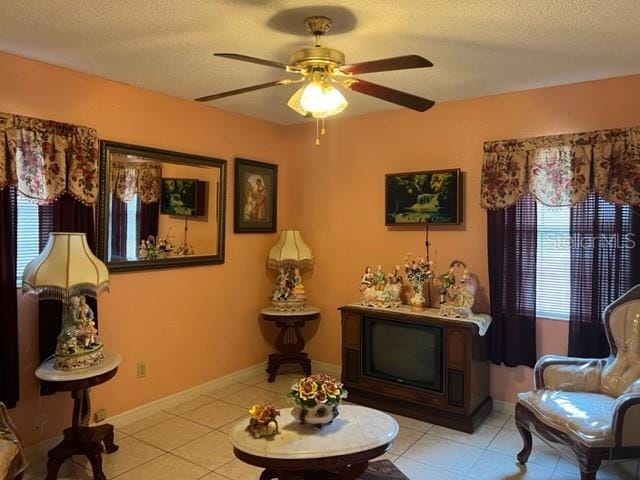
195, 16, 434, 142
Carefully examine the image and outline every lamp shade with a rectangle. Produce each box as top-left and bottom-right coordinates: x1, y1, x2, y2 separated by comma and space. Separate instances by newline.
267, 230, 313, 270
22, 232, 109, 302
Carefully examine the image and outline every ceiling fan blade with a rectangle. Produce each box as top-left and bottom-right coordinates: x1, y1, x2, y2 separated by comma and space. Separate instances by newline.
339, 55, 433, 75
215, 53, 294, 71
346, 78, 435, 112
195, 80, 289, 102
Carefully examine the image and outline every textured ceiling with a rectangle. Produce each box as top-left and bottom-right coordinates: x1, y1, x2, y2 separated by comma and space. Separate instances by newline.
1, 0, 640, 124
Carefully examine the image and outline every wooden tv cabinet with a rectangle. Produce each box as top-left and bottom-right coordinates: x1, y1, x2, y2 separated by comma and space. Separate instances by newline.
340, 305, 492, 433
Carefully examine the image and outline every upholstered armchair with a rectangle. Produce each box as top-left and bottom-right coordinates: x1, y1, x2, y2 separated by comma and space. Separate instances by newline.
515, 285, 640, 480
0, 403, 26, 480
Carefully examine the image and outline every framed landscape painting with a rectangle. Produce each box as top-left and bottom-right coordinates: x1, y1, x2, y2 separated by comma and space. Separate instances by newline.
234, 158, 277, 233
161, 178, 206, 217
385, 168, 462, 225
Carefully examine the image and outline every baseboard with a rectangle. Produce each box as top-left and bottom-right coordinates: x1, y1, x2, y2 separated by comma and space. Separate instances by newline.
493, 399, 516, 415
107, 361, 268, 429
25, 361, 269, 460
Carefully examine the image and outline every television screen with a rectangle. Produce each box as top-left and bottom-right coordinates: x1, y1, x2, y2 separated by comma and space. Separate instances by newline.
363, 316, 443, 392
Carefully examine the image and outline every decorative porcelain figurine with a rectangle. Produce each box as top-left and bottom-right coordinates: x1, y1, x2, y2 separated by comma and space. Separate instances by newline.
271, 266, 305, 311
246, 404, 280, 438
438, 260, 476, 318
55, 296, 104, 370
359, 265, 402, 308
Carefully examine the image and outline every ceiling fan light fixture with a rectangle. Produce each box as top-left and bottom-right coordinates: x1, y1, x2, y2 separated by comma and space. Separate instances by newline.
309, 84, 348, 118
299, 80, 325, 112
298, 81, 347, 117
286, 86, 308, 116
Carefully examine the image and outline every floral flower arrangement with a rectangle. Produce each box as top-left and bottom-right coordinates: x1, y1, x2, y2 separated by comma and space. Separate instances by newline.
288, 374, 348, 408
402, 253, 434, 285
246, 404, 280, 438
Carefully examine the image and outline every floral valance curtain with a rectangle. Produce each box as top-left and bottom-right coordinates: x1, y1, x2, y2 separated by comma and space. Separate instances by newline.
0, 112, 99, 205
111, 161, 161, 204
481, 126, 640, 209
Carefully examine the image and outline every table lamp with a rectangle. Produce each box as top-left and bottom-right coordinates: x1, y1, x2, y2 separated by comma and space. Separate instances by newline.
22, 232, 110, 371
267, 230, 313, 311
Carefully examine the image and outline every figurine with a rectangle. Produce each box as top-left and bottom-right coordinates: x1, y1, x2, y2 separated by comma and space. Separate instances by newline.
271, 266, 306, 311
373, 265, 386, 291
359, 264, 402, 308
439, 261, 476, 318
272, 268, 290, 301
359, 266, 374, 291
55, 296, 104, 370
291, 268, 305, 297
247, 404, 280, 438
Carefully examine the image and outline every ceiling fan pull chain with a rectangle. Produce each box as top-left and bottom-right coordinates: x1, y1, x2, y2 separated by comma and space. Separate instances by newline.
315, 118, 320, 145
321, 118, 326, 136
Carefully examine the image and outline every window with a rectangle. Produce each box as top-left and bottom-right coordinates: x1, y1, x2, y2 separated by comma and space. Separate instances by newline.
126, 194, 139, 259
536, 203, 571, 320
536, 201, 634, 320
16, 195, 40, 287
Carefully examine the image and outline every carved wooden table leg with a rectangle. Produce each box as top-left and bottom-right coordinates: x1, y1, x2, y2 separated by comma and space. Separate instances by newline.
45, 388, 118, 480
262, 308, 319, 382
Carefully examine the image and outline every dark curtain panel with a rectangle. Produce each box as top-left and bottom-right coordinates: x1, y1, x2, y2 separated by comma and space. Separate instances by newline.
138, 200, 159, 244
38, 194, 97, 364
568, 193, 640, 358
110, 194, 127, 260
0, 187, 19, 408
487, 194, 538, 368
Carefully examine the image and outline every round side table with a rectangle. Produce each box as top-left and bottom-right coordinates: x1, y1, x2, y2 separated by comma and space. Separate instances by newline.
261, 306, 319, 382
230, 405, 398, 479
35, 351, 121, 480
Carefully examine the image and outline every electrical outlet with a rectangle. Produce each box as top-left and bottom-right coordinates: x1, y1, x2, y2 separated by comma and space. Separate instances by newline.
94, 408, 107, 423
136, 362, 147, 379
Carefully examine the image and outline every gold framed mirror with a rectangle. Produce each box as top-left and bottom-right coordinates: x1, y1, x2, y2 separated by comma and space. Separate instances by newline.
97, 141, 226, 271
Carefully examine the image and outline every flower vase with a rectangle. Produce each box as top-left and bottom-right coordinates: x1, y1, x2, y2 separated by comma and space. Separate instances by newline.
410, 280, 425, 311
291, 401, 340, 427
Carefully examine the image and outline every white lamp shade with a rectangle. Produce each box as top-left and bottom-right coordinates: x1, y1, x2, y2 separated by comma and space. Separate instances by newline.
267, 230, 313, 269
22, 232, 109, 301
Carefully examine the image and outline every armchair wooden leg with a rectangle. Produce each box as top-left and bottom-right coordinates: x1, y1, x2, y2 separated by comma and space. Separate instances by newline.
577, 451, 601, 480
579, 472, 596, 480
515, 404, 532, 464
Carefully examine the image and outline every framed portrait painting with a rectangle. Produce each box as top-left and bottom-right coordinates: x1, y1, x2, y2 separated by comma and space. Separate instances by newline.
385, 168, 462, 225
234, 158, 278, 233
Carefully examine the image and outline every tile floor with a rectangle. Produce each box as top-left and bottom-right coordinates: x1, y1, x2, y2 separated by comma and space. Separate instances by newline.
22, 371, 640, 480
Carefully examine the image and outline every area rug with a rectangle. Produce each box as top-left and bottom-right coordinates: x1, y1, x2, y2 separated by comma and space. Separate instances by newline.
359, 459, 409, 480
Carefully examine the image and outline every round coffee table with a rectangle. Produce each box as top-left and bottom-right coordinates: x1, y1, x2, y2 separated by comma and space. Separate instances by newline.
229, 404, 398, 480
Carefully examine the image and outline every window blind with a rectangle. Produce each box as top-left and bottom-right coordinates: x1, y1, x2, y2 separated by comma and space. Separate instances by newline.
16, 195, 40, 287
536, 203, 571, 320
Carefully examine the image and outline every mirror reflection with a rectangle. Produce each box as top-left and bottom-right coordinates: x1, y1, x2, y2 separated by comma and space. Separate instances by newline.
99, 142, 226, 271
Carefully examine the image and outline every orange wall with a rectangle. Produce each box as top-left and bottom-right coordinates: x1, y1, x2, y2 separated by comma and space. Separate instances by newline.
0, 51, 290, 446
283, 74, 640, 404
3, 48, 640, 445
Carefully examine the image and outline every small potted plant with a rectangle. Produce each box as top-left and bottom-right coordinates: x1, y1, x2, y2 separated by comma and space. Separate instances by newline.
288, 374, 348, 427
246, 404, 280, 438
